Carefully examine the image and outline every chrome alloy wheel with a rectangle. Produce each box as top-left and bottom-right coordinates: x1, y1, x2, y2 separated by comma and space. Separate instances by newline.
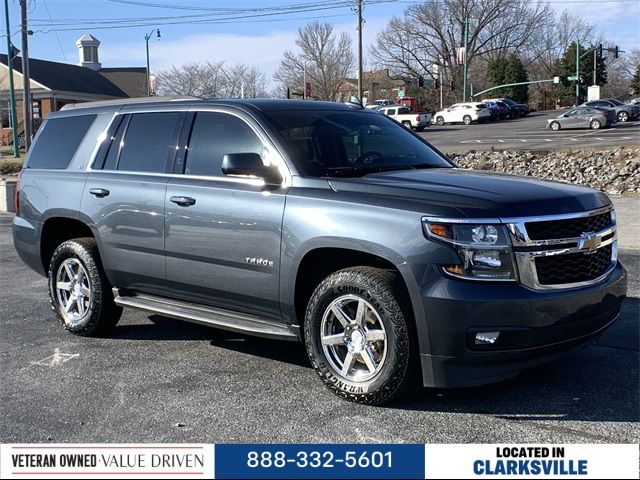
320, 294, 387, 382
55, 258, 91, 326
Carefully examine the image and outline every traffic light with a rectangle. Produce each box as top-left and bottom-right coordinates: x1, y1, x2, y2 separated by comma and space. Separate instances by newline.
598, 44, 603, 58
286, 87, 290, 99
435, 78, 440, 90
578, 74, 586, 85
418, 76, 424, 87
614, 46, 619, 58
450, 80, 455, 91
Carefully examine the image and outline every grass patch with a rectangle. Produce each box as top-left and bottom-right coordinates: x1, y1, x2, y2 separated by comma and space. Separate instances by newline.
0, 158, 23, 175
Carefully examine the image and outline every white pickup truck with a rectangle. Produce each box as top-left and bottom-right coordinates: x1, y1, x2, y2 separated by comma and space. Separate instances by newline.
378, 105, 432, 132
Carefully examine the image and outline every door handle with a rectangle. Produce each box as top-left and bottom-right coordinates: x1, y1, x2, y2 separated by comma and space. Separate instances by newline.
170, 196, 196, 207
89, 188, 110, 198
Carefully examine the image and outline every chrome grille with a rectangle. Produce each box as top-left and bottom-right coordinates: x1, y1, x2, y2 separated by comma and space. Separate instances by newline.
526, 211, 612, 240
507, 206, 617, 290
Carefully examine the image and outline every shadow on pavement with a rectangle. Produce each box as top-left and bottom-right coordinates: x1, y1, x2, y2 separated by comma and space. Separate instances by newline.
106, 252, 638, 424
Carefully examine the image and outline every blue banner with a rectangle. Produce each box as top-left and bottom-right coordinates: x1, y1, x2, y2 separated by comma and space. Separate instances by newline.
214, 444, 425, 479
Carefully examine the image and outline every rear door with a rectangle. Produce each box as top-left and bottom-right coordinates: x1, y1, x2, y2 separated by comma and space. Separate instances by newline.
83, 110, 186, 294
164, 108, 289, 320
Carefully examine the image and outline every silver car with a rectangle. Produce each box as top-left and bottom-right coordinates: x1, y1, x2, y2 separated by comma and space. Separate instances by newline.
581, 98, 639, 122
547, 107, 616, 131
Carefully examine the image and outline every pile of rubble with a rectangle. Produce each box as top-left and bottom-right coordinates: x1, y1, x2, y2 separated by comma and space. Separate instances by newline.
448, 147, 640, 196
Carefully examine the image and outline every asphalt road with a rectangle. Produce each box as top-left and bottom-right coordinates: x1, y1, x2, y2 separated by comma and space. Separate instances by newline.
421, 111, 640, 152
0, 205, 638, 444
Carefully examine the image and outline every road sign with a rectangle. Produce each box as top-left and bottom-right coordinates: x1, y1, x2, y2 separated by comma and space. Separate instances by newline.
567, 75, 578, 81
554, 76, 560, 84
397, 89, 405, 98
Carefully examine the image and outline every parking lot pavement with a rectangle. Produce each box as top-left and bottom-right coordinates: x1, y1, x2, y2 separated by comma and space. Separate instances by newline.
421, 111, 640, 152
1, 205, 638, 444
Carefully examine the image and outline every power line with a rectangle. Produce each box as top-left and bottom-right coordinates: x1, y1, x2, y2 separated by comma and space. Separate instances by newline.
27, 0, 400, 32
42, 0, 67, 62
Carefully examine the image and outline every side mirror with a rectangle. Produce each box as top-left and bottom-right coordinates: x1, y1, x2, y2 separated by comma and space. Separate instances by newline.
222, 153, 282, 185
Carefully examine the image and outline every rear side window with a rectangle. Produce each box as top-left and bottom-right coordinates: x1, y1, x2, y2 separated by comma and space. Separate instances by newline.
117, 112, 182, 173
184, 112, 263, 177
27, 115, 96, 169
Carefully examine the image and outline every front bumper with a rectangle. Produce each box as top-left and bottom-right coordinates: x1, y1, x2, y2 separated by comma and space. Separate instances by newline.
418, 261, 627, 388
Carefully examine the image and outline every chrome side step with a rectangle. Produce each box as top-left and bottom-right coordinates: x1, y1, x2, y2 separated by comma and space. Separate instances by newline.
113, 289, 298, 341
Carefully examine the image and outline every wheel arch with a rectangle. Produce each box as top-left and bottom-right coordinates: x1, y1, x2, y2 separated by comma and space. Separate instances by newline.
40, 216, 95, 273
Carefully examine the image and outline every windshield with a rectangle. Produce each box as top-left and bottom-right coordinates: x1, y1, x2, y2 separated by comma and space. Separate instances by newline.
262, 109, 452, 177
501, 99, 517, 106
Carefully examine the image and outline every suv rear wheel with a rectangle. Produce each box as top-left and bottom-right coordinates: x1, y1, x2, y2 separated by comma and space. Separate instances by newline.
618, 111, 629, 122
48, 238, 122, 336
304, 267, 416, 405
463, 115, 472, 125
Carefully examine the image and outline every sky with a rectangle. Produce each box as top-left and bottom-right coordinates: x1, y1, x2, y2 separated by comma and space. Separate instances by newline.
2, 0, 639, 86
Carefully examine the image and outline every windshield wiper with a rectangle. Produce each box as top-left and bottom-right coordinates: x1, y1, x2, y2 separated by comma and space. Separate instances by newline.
323, 163, 441, 177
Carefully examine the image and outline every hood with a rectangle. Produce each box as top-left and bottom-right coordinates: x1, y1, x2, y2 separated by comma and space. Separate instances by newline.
328, 168, 610, 218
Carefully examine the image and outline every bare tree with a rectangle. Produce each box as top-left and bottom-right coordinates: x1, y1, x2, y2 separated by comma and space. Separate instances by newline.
370, 0, 553, 94
273, 21, 355, 101
156, 61, 268, 98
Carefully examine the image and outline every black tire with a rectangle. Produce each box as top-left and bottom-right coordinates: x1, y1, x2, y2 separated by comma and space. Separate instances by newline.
415, 126, 425, 132
436, 116, 445, 126
401, 120, 412, 129
48, 238, 122, 336
550, 121, 561, 131
618, 111, 629, 122
304, 267, 416, 405
590, 119, 602, 130
463, 115, 472, 125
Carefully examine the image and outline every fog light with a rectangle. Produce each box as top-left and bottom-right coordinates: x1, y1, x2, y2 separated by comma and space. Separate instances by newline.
475, 331, 500, 345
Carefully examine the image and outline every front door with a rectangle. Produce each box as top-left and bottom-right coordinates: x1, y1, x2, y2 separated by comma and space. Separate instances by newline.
164, 110, 288, 320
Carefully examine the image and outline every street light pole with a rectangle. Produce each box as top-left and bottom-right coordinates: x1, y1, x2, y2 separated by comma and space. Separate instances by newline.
575, 40, 580, 106
4, 0, 19, 157
144, 29, 160, 96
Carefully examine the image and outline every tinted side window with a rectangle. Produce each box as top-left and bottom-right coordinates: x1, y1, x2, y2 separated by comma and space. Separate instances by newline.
184, 112, 263, 177
100, 115, 128, 170
117, 112, 181, 173
27, 115, 96, 169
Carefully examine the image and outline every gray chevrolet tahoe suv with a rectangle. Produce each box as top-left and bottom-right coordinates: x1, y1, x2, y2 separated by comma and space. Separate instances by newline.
13, 98, 627, 404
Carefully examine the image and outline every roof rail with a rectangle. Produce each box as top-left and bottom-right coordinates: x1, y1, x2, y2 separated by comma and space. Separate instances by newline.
60, 96, 199, 111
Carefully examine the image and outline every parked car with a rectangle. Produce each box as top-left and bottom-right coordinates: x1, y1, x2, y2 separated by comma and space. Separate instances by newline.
365, 99, 397, 110
547, 106, 616, 131
13, 98, 627, 405
432, 102, 492, 125
630, 97, 640, 106
482, 100, 511, 120
581, 98, 640, 122
485, 98, 530, 117
378, 105, 432, 131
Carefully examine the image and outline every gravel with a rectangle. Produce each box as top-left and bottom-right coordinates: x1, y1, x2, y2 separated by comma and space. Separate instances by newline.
448, 147, 640, 196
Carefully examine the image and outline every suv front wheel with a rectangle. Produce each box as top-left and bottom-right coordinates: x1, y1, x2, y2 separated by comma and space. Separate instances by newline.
304, 267, 416, 405
48, 238, 122, 336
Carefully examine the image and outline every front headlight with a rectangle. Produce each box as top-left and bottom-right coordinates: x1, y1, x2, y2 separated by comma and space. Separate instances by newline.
423, 220, 517, 281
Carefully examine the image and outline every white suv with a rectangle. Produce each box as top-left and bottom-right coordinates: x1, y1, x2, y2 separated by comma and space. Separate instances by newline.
432, 102, 492, 125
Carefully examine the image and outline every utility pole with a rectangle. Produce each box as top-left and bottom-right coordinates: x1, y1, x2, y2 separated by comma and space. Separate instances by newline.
19, 0, 32, 150
575, 41, 580, 106
356, 0, 363, 101
462, 17, 469, 102
4, 0, 19, 157
593, 49, 597, 86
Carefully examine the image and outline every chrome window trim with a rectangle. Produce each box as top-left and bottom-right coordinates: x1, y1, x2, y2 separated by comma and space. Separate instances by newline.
85, 108, 292, 188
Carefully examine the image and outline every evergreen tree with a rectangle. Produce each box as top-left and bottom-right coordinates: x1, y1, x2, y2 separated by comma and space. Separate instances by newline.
487, 54, 528, 102
553, 42, 607, 102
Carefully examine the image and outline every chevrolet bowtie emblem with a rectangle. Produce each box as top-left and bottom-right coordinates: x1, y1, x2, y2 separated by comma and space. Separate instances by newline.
579, 233, 602, 254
